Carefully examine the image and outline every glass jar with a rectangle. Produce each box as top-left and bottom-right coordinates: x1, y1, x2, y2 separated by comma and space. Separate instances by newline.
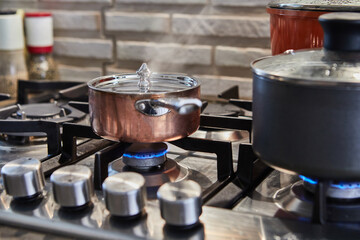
0, 50, 28, 97
0, 11, 27, 99
27, 53, 58, 80
25, 12, 58, 81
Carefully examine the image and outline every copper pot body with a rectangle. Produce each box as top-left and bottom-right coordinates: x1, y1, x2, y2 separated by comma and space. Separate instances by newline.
268, 8, 328, 55
89, 84, 200, 143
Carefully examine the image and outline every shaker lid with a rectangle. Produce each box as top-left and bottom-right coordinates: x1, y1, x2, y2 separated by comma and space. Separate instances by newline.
88, 63, 200, 95
0, 10, 24, 50
25, 12, 53, 53
268, 0, 360, 11
0, 10, 17, 15
25, 12, 51, 17
252, 12, 360, 86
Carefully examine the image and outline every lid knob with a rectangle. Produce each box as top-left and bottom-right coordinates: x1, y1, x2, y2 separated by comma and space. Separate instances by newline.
50, 165, 93, 208
1, 158, 45, 199
319, 12, 360, 52
157, 180, 202, 227
136, 63, 152, 93
102, 172, 147, 217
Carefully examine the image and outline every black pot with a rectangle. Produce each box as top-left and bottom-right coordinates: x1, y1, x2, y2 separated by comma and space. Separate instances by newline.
252, 12, 360, 180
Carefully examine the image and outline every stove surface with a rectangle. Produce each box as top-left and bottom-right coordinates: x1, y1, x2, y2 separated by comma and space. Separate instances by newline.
1, 176, 359, 240
234, 171, 360, 232
1, 84, 360, 239
0, 140, 360, 239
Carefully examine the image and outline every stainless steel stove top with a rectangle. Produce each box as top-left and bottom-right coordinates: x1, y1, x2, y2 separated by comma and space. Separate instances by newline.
1, 85, 360, 239
0, 182, 359, 239
1, 138, 360, 239
234, 171, 299, 217
234, 170, 360, 231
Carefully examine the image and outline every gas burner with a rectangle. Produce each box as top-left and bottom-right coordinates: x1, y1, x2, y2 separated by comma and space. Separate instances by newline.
6, 103, 85, 122
0, 102, 86, 142
274, 181, 360, 222
11, 103, 67, 120
0, 102, 86, 123
109, 158, 188, 198
202, 102, 244, 117
2, 103, 68, 140
122, 143, 168, 169
109, 143, 188, 198
301, 175, 360, 200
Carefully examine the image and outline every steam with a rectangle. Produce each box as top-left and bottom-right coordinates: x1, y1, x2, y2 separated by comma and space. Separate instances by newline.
121, 6, 210, 74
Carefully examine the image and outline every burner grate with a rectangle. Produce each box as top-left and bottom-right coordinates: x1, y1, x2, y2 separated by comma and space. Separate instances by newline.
298, 175, 360, 224
52, 103, 256, 207
0, 93, 10, 101
17, 79, 82, 104
0, 120, 61, 155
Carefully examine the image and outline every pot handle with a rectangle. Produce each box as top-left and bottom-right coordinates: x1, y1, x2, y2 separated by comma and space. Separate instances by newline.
135, 98, 202, 116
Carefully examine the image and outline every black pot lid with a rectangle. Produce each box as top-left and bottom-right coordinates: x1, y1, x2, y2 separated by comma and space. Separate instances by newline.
252, 12, 360, 86
268, 0, 360, 11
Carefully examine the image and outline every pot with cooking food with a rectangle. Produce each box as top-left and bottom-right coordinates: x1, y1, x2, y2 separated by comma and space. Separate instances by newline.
252, 12, 360, 180
88, 64, 202, 143
267, 0, 360, 55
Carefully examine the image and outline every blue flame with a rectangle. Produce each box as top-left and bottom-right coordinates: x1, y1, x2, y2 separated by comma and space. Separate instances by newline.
299, 175, 318, 185
332, 183, 360, 190
123, 149, 167, 159
300, 175, 360, 190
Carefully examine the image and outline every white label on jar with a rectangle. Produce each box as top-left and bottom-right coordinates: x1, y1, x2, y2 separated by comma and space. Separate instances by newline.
25, 16, 53, 47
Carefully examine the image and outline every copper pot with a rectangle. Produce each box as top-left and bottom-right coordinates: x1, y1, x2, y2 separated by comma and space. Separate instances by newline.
88, 65, 201, 143
267, 0, 360, 55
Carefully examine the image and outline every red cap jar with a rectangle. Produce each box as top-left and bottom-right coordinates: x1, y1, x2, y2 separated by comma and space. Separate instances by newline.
24, 12, 53, 54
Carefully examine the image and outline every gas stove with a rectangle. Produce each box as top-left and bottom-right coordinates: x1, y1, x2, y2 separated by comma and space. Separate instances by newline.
0, 81, 359, 239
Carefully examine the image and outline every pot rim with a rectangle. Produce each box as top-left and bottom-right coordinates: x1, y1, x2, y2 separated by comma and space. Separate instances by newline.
251, 51, 360, 88
88, 73, 201, 96
267, 3, 360, 12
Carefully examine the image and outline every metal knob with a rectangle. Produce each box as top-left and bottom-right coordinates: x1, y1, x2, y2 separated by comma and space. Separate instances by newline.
102, 172, 146, 217
157, 180, 202, 227
50, 165, 93, 208
1, 158, 45, 198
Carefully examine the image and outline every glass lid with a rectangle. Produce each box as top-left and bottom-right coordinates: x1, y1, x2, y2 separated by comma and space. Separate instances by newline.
252, 12, 360, 86
88, 63, 199, 94
252, 50, 360, 85
268, 0, 360, 11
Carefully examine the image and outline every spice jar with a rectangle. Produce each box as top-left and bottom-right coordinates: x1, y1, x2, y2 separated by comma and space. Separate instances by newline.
0, 10, 28, 99
25, 12, 58, 80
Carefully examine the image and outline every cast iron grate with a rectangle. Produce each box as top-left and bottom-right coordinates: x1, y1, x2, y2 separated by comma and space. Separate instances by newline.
56, 101, 264, 206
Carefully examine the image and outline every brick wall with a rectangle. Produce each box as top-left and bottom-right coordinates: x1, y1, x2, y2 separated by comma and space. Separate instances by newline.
0, 0, 271, 99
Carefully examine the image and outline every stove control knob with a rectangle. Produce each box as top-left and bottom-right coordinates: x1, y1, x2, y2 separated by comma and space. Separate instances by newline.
102, 172, 146, 217
157, 180, 202, 227
50, 165, 93, 208
1, 158, 45, 198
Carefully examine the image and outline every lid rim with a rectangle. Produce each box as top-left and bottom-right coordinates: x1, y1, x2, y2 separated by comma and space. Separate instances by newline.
251, 56, 360, 87
88, 73, 201, 95
267, 3, 360, 12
